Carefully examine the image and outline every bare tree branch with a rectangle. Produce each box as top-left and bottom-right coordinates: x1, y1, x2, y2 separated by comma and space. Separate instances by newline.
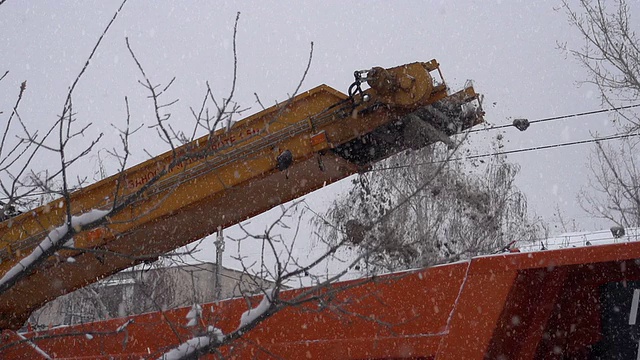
563, 0, 640, 228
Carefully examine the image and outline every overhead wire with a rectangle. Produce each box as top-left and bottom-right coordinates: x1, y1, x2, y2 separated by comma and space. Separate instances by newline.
468, 102, 640, 133
371, 132, 640, 172
460, 132, 639, 161
368, 104, 640, 172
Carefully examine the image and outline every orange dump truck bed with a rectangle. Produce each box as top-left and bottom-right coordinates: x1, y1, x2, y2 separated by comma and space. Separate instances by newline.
4, 241, 640, 359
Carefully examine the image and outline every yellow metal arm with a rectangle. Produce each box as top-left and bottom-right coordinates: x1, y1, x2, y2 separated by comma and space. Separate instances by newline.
0, 60, 483, 329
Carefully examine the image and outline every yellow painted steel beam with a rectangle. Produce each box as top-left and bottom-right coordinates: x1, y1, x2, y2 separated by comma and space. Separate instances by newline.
0, 60, 483, 329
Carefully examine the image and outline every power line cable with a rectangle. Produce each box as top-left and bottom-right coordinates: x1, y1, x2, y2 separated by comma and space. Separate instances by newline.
468, 103, 640, 133
372, 131, 640, 172
369, 104, 640, 172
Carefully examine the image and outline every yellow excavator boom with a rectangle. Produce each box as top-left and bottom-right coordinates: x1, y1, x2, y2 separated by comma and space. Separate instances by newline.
0, 60, 483, 329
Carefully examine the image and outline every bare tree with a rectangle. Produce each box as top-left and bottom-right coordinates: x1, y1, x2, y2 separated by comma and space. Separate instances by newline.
561, 0, 640, 130
148, 200, 386, 359
562, 0, 640, 228
314, 136, 542, 273
0, 4, 255, 300
580, 138, 640, 227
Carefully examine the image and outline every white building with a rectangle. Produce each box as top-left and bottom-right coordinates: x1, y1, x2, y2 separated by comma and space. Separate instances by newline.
28, 262, 275, 328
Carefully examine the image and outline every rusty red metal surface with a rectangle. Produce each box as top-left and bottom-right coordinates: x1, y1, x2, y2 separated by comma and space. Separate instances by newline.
3, 241, 640, 359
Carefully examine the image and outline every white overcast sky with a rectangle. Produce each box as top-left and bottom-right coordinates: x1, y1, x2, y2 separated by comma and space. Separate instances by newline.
2, 1, 637, 269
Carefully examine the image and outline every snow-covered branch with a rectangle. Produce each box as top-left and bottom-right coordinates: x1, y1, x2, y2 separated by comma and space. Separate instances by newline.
0, 209, 109, 293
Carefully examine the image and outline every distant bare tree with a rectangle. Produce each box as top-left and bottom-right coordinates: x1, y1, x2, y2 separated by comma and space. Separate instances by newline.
580, 138, 640, 228
562, 0, 640, 228
314, 136, 542, 273
561, 0, 640, 130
